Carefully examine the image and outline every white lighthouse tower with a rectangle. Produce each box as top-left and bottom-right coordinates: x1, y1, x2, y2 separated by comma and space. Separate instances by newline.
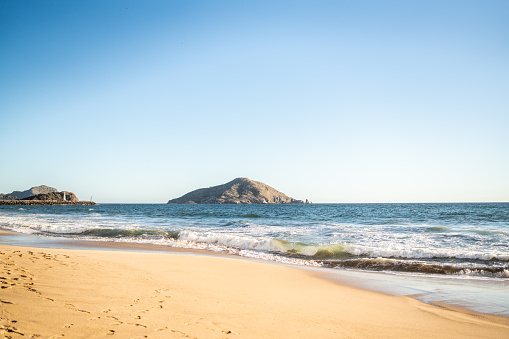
63, 192, 66, 201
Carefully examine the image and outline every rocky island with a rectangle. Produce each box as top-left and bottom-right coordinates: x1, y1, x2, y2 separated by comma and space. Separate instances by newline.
4, 185, 58, 199
168, 177, 305, 204
0, 185, 96, 205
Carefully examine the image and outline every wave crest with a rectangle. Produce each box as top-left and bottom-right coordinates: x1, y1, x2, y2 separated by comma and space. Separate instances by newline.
322, 258, 509, 278
78, 228, 179, 239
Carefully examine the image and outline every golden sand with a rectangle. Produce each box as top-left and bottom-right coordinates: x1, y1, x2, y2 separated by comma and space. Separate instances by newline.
0, 244, 508, 338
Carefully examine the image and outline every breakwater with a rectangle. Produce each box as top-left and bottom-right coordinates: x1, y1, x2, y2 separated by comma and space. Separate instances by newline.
0, 200, 97, 206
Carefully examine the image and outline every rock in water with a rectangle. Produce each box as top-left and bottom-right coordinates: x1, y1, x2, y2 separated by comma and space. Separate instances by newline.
167, 178, 304, 204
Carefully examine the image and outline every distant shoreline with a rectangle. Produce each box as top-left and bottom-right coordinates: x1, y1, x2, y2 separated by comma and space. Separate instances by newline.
0, 200, 97, 206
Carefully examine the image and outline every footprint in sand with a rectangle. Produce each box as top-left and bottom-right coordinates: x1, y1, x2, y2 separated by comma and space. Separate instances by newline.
1, 326, 25, 336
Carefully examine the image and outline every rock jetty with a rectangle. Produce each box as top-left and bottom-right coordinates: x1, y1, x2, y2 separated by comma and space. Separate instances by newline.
168, 177, 304, 204
0, 200, 96, 206
23, 191, 79, 202
0, 185, 97, 205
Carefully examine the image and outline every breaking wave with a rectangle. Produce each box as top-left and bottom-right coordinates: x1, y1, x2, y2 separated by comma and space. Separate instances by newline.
77, 228, 180, 239
71, 229, 507, 278
321, 258, 509, 278
425, 226, 451, 232
2, 222, 508, 264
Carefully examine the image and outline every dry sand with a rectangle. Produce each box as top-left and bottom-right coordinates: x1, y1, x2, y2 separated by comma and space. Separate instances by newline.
0, 243, 508, 338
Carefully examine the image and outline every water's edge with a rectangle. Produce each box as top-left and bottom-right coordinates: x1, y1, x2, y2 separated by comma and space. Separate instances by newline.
1, 229, 508, 318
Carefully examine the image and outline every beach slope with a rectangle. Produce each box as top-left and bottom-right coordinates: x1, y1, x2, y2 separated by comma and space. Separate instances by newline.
0, 244, 507, 338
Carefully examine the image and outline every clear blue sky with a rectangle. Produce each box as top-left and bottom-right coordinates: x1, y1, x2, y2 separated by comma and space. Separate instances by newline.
1, 0, 508, 203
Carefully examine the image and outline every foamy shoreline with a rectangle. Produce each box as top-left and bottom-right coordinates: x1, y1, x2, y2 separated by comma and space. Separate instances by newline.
2, 229, 509, 317
1, 231, 508, 338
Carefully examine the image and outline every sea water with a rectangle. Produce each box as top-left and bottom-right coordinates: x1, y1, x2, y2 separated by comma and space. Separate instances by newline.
1, 203, 508, 315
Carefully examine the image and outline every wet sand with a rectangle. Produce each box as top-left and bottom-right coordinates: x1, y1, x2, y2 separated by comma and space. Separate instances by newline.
0, 241, 508, 338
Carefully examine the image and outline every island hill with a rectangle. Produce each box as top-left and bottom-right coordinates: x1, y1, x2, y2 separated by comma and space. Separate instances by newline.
0, 185, 96, 205
168, 177, 309, 204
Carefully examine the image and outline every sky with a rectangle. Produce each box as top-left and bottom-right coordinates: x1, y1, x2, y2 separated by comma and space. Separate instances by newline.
1, 0, 508, 203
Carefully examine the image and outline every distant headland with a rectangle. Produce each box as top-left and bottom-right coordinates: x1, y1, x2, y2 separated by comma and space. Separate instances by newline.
0, 185, 97, 205
168, 177, 309, 204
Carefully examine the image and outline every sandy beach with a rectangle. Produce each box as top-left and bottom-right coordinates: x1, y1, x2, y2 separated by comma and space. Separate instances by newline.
0, 238, 507, 338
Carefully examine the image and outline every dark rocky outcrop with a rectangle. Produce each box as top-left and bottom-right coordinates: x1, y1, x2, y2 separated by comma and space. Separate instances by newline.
8, 185, 58, 199
168, 178, 304, 204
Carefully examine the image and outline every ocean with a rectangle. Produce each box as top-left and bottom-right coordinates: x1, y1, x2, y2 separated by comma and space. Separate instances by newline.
1, 202, 508, 315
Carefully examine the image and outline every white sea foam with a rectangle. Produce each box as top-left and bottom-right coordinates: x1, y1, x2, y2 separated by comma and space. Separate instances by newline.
178, 231, 286, 253
459, 268, 509, 278
340, 243, 509, 261
173, 230, 509, 262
